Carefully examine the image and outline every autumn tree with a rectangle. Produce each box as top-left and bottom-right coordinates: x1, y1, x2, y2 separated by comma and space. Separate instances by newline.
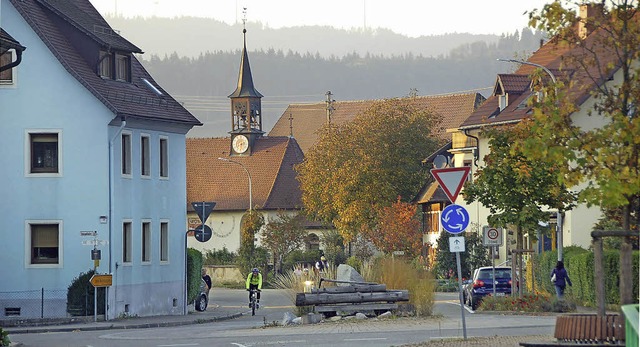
463, 125, 576, 295
370, 198, 423, 257
297, 97, 442, 242
260, 211, 306, 274
526, 0, 640, 305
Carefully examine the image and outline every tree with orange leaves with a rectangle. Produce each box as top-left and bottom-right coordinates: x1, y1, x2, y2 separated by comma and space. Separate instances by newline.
366, 197, 423, 258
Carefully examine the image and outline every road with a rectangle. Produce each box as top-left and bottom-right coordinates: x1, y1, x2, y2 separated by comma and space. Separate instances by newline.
10, 290, 556, 347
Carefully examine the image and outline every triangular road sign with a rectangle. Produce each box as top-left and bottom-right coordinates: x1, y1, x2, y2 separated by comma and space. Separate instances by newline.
430, 167, 471, 203
192, 201, 216, 223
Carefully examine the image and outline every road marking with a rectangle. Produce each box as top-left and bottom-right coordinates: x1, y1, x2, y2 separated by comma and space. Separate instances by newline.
158, 344, 199, 347
344, 338, 387, 341
231, 344, 247, 347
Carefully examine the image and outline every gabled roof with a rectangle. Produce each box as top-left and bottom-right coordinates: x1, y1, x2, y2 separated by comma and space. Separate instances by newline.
269, 93, 485, 154
460, 17, 622, 130
9, 0, 201, 126
186, 136, 304, 212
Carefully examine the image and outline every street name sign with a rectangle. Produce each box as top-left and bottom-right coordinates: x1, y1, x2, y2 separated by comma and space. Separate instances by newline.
82, 239, 109, 246
441, 204, 470, 234
80, 231, 97, 236
430, 167, 471, 203
89, 274, 112, 287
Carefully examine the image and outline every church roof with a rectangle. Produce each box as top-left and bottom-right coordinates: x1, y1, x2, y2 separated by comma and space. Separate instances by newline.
268, 93, 485, 154
186, 136, 304, 212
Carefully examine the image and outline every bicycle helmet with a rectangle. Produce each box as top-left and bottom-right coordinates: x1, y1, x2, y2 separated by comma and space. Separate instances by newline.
252, 268, 259, 273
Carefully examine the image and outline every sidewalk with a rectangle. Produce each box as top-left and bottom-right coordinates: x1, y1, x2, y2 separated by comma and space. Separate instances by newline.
2, 303, 244, 335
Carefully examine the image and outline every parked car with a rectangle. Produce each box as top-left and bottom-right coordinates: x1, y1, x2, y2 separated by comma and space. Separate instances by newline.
195, 279, 209, 312
464, 266, 514, 310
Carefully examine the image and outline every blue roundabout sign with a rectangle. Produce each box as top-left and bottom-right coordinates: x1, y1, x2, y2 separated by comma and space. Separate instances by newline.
441, 204, 470, 234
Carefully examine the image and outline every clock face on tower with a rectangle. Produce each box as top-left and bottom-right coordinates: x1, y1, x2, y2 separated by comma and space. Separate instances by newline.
232, 134, 249, 154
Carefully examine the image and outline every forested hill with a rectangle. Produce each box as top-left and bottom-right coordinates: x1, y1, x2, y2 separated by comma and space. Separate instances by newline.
105, 16, 545, 138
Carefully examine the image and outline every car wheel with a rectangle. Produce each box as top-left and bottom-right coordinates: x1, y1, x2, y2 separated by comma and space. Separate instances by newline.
195, 294, 208, 312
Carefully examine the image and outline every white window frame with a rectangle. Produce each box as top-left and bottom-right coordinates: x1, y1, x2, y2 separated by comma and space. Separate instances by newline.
142, 220, 152, 264
159, 136, 169, 179
141, 133, 151, 178
25, 129, 63, 177
122, 220, 133, 264
25, 220, 63, 268
121, 131, 132, 177
160, 220, 169, 263
0, 49, 17, 87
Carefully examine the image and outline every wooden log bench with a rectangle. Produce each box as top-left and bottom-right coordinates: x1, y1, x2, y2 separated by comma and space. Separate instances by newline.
520, 314, 625, 347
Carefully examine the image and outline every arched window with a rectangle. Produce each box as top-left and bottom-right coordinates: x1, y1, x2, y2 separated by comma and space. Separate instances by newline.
306, 233, 320, 251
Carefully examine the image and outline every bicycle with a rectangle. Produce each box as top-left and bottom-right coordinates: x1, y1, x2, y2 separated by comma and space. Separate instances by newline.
248, 288, 260, 316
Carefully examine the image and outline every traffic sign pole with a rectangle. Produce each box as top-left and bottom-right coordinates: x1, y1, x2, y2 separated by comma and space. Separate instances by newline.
455, 251, 467, 340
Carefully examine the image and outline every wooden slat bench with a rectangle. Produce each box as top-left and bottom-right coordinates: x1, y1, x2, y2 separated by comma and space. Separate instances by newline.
520, 314, 625, 347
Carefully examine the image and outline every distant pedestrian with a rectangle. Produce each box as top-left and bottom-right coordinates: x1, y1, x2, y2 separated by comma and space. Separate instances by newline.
551, 260, 572, 299
315, 256, 328, 273
201, 268, 212, 296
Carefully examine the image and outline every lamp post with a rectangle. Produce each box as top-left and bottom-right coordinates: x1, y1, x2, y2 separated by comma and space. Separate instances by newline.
217, 157, 252, 212
497, 58, 563, 263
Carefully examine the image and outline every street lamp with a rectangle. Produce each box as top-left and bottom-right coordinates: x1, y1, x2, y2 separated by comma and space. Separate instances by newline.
217, 157, 252, 212
497, 58, 564, 263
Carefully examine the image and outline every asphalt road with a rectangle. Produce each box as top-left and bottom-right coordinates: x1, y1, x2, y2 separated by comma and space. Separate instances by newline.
10, 290, 556, 347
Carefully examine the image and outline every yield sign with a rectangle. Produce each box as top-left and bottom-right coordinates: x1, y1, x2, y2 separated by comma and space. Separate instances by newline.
430, 167, 471, 203
192, 201, 216, 223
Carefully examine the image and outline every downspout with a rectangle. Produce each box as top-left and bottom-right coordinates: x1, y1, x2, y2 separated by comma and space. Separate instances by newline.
108, 115, 126, 319
463, 129, 480, 167
0, 49, 23, 73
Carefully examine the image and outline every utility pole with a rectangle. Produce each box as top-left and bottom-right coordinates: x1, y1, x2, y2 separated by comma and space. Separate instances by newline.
325, 91, 335, 124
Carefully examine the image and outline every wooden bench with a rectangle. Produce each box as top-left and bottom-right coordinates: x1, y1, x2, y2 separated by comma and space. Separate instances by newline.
520, 314, 625, 347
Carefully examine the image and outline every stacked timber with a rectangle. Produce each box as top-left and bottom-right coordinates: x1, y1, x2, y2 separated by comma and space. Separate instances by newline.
295, 282, 409, 315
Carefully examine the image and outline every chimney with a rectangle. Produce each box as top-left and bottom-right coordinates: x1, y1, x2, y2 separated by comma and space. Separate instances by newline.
579, 3, 603, 39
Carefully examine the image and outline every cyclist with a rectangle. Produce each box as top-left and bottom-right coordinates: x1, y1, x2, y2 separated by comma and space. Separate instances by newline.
245, 267, 262, 307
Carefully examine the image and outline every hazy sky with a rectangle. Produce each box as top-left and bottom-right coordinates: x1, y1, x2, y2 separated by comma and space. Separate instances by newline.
89, 0, 552, 37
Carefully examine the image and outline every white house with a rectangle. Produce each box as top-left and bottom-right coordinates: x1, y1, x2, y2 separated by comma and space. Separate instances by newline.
0, 0, 201, 319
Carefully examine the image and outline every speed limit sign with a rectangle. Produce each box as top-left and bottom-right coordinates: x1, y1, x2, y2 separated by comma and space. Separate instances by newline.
482, 226, 503, 246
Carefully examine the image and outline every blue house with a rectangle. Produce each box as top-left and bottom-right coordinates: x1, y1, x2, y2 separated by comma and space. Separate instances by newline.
0, 0, 201, 319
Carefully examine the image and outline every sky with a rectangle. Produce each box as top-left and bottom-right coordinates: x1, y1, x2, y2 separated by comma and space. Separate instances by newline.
89, 0, 553, 37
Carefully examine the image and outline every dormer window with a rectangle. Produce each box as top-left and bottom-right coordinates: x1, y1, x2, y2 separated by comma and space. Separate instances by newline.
498, 94, 507, 111
98, 50, 131, 82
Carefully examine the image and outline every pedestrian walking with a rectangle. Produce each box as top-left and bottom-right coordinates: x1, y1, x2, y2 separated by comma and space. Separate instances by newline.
551, 260, 572, 299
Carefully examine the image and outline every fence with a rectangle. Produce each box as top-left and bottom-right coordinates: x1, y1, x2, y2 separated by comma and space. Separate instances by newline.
0, 288, 70, 320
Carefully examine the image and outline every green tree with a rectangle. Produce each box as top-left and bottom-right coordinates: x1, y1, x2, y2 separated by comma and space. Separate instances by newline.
527, 0, 640, 305
434, 227, 490, 280
297, 97, 442, 242
261, 211, 306, 274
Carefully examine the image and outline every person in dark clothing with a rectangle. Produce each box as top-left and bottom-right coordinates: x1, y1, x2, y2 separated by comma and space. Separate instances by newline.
551, 260, 572, 299
202, 268, 212, 296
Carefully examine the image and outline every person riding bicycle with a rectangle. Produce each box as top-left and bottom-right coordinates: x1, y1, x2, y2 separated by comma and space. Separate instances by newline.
245, 268, 262, 307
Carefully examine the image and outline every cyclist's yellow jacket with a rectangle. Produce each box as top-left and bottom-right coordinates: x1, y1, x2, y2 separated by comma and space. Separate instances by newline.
246, 272, 262, 290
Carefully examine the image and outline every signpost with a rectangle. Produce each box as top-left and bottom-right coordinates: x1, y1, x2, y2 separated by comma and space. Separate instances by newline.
441, 204, 470, 234
483, 226, 503, 297
194, 224, 213, 243
431, 167, 470, 203
90, 274, 112, 287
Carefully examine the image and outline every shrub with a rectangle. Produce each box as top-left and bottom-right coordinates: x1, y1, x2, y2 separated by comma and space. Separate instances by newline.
203, 247, 237, 265
1, 327, 10, 347
187, 248, 203, 303
67, 269, 105, 316
478, 293, 554, 312
345, 256, 362, 272
272, 269, 318, 316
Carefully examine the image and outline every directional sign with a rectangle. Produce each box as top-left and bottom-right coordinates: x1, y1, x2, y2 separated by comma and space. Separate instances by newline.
441, 204, 470, 234
431, 167, 471, 203
192, 201, 216, 223
89, 274, 112, 287
483, 226, 503, 246
194, 224, 213, 243
449, 236, 465, 253
82, 239, 109, 246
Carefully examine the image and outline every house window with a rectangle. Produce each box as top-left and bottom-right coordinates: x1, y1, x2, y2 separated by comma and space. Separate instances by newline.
498, 94, 507, 111
159, 137, 168, 178
121, 133, 131, 175
142, 221, 151, 263
115, 53, 130, 82
98, 50, 112, 79
160, 221, 169, 262
306, 233, 320, 251
123, 222, 132, 263
29, 132, 60, 174
141, 135, 150, 177
30, 223, 60, 265
0, 50, 15, 84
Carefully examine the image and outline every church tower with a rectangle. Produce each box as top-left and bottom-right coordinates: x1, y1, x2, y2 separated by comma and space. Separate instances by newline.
228, 19, 263, 156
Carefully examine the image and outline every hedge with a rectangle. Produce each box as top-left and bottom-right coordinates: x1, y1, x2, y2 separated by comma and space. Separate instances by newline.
186, 248, 203, 303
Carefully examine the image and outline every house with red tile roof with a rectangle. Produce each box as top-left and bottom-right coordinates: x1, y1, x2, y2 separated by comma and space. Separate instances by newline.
1, 0, 200, 319
432, 4, 629, 266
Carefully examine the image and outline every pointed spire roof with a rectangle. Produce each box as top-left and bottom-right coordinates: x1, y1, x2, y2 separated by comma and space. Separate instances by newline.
228, 28, 263, 98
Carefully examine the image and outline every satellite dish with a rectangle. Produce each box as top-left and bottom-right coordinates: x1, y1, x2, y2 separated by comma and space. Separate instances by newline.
433, 155, 449, 169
